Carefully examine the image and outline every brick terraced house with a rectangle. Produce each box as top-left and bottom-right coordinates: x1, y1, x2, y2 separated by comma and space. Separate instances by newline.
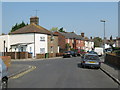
54, 32, 84, 51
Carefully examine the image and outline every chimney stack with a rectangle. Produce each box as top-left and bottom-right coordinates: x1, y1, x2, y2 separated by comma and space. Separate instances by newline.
81, 33, 84, 37
90, 37, 92, 40
30, 16, 39, 25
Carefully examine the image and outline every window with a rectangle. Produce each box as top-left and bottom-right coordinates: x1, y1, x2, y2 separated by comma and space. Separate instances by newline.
51, 36, 54, 41
72, 39, 74, 43
51, 46, 53, 53
40, 37, 45, 41
68, 39, 70, 43
30, 47, 32, 52
21, 47, 23, 52
40, 48, 45, 54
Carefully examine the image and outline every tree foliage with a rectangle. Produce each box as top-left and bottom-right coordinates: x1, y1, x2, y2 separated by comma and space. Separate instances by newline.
59, 27, 65, 32
50, 27, 59, 32
10, 21, 28, 32
93, 37, 102, 47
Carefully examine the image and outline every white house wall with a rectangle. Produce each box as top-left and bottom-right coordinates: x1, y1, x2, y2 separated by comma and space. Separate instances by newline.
35, 33, 48, 54
0, 35, 9, 52
84, 41, 94, 52
0, 33, 48, 57
9, 33, 34, 45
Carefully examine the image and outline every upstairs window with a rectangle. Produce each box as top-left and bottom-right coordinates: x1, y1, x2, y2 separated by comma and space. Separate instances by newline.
51, 36, 54, 41
40, 37, 45, 41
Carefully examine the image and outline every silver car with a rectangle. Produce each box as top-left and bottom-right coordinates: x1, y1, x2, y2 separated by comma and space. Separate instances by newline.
81, 53, 101, 69
0, 58, 8, 89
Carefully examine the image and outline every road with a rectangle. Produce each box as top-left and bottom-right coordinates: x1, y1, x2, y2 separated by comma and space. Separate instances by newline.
8, 57, 118, 88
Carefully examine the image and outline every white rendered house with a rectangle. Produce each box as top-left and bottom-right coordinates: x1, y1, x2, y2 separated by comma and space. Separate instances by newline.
0, 17, 58, 57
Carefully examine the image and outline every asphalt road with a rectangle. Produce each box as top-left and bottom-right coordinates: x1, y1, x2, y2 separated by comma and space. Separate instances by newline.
8, 57, 118, 88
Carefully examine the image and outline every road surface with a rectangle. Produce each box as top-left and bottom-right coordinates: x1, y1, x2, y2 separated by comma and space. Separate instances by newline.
8, 57, 118, 88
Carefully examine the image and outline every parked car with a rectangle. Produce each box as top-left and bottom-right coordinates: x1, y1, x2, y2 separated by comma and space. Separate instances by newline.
63, 51, 77, 58
81, 53, 101, 69
0, 58, 8, 89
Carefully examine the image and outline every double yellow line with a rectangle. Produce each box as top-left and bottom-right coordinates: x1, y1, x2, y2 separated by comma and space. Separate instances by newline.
10, 66, 36, 79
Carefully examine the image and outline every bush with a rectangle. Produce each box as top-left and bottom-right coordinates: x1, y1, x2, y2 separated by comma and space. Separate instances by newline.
113, 47, 120, 50
114, 50, 120, 56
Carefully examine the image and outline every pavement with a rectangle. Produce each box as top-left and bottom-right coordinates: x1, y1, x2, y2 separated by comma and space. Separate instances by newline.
100, 62, 120, 85
11, 57, 62, 61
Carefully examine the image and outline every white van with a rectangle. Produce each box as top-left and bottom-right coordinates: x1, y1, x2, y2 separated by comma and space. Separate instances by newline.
0, 58, 8, 89
94, 47, 104, 56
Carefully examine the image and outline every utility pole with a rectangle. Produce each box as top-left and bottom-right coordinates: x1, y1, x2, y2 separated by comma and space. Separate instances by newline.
100, 20, 106, 51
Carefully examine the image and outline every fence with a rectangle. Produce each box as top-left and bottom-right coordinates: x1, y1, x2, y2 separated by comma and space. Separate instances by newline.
105, 54, 120, 68
36, 53, 62, 59
4, 52, 32, 59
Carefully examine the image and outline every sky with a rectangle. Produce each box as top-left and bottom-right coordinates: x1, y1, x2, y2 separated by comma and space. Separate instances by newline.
1, 2, 118, 39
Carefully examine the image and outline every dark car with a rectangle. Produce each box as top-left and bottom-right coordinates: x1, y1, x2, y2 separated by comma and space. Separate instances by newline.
63, 51, 77, 58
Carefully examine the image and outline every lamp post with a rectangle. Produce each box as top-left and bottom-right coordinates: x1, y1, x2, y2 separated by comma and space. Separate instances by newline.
3, 40, 5, 56
100, 20, 106, 52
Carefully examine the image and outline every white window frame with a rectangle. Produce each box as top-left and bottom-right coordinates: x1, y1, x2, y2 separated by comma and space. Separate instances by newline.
51, 46, 53, 53
40, 48, 45, 54
40, 37, 45, 41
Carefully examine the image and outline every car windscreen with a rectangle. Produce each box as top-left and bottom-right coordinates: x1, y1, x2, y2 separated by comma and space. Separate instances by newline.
64, 51, 71, 53
85, 55, 99, 60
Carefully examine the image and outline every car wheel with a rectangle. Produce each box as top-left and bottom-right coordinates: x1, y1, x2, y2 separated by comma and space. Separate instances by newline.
97, 67, 100, 69
2, 79, 8, 89
81, 64, 85, 68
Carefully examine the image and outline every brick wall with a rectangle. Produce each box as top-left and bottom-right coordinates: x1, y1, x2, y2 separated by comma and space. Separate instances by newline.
47, 35, 58, 54
0, 56, 11, 67
54, 32, 66, 52
105, 54, 120, 68
4, 52, 32, 59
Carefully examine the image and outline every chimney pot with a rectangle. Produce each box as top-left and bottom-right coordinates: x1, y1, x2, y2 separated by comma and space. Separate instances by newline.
81, 33, 84, 37
30, 16, 39, 25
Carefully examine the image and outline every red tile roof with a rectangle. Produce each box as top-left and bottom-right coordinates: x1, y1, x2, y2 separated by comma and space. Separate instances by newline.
10, 23, 57, 35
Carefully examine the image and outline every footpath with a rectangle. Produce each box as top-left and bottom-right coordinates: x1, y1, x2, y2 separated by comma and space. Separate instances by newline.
100, 57, 120, 85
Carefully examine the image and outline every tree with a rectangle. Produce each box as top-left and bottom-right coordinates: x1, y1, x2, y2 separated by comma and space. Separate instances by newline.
65, 43, 71, 51
50, 27, 59, 32
1, 33, 6, 35
59, 27, 65, 32
10, 21, 28, 33
110, 35, 113, 40
93, 37, 102, 47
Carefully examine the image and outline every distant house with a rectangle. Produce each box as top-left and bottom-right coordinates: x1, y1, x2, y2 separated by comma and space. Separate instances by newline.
116, 38, 120, 47
79, 33, 94, 52
104, 39, 116, 49
55, 32, 83, 50
54, 32, 66, 52
0, 16, 59, 57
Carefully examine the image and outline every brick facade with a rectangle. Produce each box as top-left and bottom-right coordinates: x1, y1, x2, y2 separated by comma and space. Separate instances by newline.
54, 32, 66, 52
47, 35, 58, 54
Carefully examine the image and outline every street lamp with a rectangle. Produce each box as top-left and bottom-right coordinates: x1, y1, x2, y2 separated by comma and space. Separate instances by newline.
100, 20, 106, 51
